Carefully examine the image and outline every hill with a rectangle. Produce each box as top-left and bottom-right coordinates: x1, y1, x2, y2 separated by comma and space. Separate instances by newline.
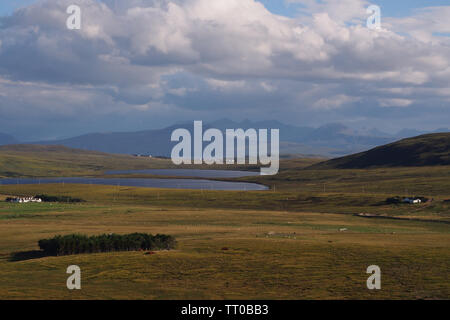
310, 133, 450, 169
0, 144, 171, 178
0, 133, 18, 146
32, 126, 178, 156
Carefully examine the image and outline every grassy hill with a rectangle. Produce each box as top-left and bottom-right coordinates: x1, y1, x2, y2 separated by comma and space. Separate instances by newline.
0, 144, 172, 178
310, 133, 450, 169
0, 144, 325, 178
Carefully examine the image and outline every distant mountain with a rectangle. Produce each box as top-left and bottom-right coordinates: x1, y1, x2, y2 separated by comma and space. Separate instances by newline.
310, 133, 450, 169
206, 120, 393, 156
0, 133, 18, 146
395, 128, 450, 139
33, 125, 181, 156
209, 119, 316, 143
395, 128, 426, 139
30, 120, 449, 157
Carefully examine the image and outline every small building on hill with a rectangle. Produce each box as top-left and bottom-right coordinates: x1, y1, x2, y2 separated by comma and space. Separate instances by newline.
402, 198, 422, 204
6, 196, 42, 203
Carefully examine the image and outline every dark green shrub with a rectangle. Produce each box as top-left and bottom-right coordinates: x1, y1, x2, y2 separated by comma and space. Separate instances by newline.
38, 233, 176, 256
34, 194, 85, 203
385, 197, 402, 204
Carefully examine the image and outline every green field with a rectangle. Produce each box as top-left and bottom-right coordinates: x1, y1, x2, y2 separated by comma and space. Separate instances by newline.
0, 145, 448, 299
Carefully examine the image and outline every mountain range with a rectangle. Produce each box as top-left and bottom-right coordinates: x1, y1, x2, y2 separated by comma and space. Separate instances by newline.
0, 120, 448, 157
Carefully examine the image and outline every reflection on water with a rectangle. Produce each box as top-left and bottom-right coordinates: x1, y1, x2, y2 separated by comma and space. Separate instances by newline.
106, 169, 260, 178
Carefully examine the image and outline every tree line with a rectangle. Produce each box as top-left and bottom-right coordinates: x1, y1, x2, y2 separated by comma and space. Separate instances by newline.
38, 233, 176, 256
35, 194, 85, 203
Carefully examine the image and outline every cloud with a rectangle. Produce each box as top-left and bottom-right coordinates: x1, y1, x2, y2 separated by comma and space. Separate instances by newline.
313, 94, 359, 110
0, 0, 449, 139
386, 6, 450, 42
379, 98, 414, 108
206, 79, 246, 91
288, 0, 370, 24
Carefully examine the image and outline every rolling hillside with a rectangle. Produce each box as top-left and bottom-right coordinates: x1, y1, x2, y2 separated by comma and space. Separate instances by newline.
310, 133, 450, 169
0, 145, 171, 178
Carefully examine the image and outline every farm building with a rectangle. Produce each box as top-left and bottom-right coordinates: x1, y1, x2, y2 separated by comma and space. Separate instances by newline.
6, 196, 42, 203
402, 198, 422, 204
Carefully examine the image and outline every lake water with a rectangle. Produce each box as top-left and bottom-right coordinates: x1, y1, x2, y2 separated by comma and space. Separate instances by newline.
106, 169, 260, 178
0, 177, 267, 191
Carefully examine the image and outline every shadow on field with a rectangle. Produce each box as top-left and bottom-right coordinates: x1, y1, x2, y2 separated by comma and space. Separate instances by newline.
8, 250, 52, 262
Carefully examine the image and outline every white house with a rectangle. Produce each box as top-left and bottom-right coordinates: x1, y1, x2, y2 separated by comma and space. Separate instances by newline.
7, 196, 42, 203
402, 198, 422, 204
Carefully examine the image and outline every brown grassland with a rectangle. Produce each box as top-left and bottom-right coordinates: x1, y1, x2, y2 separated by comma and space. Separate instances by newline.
0, 145, 448, 299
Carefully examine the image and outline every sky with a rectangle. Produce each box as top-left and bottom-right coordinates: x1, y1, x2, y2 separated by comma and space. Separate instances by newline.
0, 0, 449, 141
2, 0, 450, 17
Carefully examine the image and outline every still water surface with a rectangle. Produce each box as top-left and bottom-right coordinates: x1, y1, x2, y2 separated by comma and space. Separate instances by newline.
0, 177, 267, 191
106, 169, 260, 178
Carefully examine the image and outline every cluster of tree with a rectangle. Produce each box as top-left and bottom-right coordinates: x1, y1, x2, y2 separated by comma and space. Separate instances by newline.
385, 197, 403, 204
34, 194, 85, 203
385, 196, 429, 204
38, 233, 176, 256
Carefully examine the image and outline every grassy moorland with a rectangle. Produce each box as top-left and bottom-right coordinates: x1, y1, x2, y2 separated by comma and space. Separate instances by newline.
0, 145, 173, 178
0, 144, 298, 177
0, 180, 449, 222
0, 138, 448, 299
0, 178, 448, 300
0, 195, 448, 300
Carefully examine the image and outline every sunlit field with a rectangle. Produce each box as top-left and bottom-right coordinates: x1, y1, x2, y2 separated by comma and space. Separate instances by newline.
0, 179, 448, 300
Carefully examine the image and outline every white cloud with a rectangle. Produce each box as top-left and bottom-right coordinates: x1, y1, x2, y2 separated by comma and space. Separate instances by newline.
386, 6, 450, 42
206, 79, 246, 91
2, 0, 448, 86
289, 0, 369, 25
313, 94, 359, 110
379, 98, 414, 108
